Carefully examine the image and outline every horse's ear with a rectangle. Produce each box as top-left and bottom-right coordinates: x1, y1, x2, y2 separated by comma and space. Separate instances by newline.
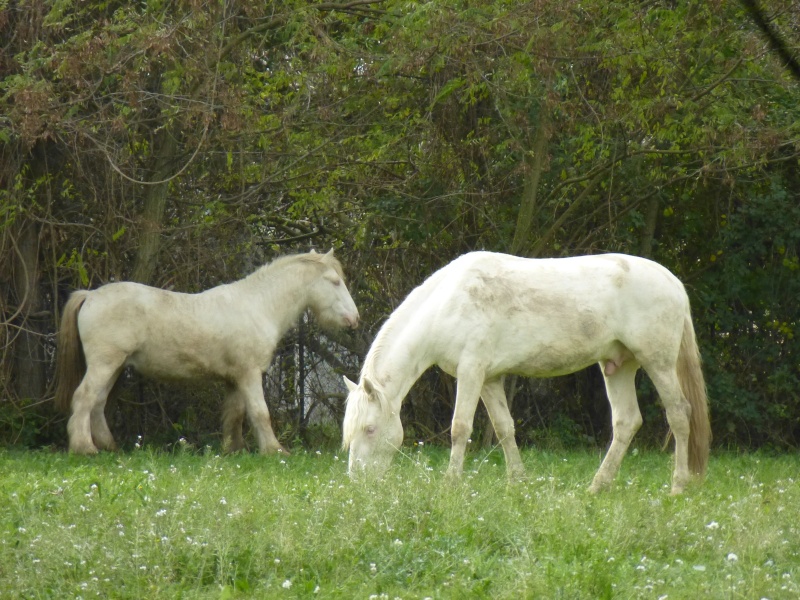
363, 376, 375, 396
325, 248, 334, 257
309, 248, 317, 255
343, 376, 358, 393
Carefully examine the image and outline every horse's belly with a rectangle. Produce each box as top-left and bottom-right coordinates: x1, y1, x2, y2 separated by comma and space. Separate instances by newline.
127, 350, 216, 381
509, 353, 599, 378
502, 336, 629, 379
489, 331, 613, 378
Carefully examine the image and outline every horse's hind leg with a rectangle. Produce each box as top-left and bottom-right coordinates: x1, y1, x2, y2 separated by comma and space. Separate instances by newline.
90, 401, 117, 451
68, 362, 122, 454
238, 370, 287, 455
589, 360, 642, 493
222, 383, 247, 453
480, 378, 525, 479
647, 368, 692, 495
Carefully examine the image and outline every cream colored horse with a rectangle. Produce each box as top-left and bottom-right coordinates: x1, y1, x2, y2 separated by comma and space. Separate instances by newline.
55, 250, 359, 455
343, 251, 710, 494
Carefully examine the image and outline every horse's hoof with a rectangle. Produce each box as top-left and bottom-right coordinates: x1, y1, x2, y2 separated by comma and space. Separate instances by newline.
444, 469, 463, 483
507, 467, 527, 482
670, 475, 691, 495
222, 441, 247, 454
69, 443, 99, 455
587, 480, 609, 494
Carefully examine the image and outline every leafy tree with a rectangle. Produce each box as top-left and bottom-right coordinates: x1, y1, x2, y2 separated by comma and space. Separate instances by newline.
0, 0, 797, 450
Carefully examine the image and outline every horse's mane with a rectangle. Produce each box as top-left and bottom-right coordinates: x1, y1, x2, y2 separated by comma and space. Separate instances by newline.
248, 251, 346, 282
342, 274, 436, 451
360, 260, 451, 379
342, 262, 454, 449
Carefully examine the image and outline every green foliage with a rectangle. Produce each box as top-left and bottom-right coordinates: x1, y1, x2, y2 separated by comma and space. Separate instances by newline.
696, 177, 800, 447
1, 0, 798, 450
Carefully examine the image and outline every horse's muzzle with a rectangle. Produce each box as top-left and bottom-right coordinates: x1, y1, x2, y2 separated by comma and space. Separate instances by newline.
344, 312, 360, 329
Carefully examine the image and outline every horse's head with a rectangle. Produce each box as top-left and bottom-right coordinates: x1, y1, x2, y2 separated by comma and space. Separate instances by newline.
342, 375, 402, 478
306, 250, 359, 330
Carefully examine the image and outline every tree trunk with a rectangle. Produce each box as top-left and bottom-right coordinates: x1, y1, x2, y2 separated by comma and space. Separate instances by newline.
639, 195, 660, 258
530, 170, 605, 258
509, 110, 549, 256
12, 219, 45, 401
130, 131, 180, 285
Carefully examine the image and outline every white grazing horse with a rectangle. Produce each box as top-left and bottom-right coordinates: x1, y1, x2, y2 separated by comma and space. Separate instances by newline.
55, 250, 359, 455
343, 251, 710, 494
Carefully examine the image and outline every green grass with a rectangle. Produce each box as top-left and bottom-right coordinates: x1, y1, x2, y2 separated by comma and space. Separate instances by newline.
1, 445, 798, 599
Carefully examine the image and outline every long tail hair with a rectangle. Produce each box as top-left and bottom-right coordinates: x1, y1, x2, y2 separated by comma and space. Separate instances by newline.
677, 311, 711, 476
54, 291, 89, 413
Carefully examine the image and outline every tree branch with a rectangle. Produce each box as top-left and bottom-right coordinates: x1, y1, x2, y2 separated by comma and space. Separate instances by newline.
740, 0, 800, 81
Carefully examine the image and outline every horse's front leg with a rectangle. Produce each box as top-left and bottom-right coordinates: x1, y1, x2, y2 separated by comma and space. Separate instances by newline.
237, 370, 288, 455
222, 383, 247, 453
446, 365, 485, 478
480, 378, 525, 480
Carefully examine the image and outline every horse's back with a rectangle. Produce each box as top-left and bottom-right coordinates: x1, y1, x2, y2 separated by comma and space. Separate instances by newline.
76, 282, 244, 378
415, 252, 690, 376
79, 282, 180, 336
427, 251, 686, 316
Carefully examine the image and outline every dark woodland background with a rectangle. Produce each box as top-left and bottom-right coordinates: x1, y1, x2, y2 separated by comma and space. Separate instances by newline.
1, 0, 798, 452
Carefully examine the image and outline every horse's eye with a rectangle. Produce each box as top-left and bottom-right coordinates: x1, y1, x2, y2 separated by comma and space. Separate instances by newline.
365, 425, 376, 436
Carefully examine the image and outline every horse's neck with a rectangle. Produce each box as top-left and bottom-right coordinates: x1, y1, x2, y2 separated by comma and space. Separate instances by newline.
233, 262, 314, 335
364, 311, 433, 411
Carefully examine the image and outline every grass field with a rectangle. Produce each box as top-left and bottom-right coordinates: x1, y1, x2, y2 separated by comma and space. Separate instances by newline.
1, 445, 798, 599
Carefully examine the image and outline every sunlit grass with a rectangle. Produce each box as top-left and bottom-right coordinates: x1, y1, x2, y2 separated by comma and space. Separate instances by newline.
1, 446, 798, 599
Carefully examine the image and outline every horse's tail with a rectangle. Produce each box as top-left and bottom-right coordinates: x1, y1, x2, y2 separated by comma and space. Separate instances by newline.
677, 309, 711, 476
54, 291, 90, 413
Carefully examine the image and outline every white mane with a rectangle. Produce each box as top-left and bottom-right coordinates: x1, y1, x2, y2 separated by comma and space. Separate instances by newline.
360, 262, 452, 378
244, 251, 345, 285
342, 262, 454, 450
